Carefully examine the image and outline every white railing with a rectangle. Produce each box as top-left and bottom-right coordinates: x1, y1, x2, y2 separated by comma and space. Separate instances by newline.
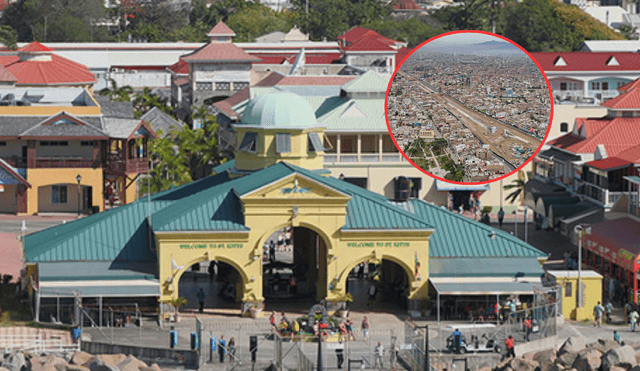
324, 154, 338, 163
0, 335, 80, 354
581, 182, 624, 208
359, 66, 390, 74
339, 154, 358, 163
360, 154, 379, 162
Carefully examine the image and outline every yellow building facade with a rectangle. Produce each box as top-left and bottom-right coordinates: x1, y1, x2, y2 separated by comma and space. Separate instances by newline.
546, 270, 603, 321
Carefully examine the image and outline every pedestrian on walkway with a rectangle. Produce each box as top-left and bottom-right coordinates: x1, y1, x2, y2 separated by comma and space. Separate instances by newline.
594, 301, 605, 327
270, 311, 277, 330
208, 261, 215, 281
218, 335, 226, 363
625, 302, 632, 323
338, 320, 347, 342
629, 309, 638, 332
346, 319, 356, 341
498, 207, 505, 228
197, 288, 205, 313
289, 276, 297, 295
362, 316, 370, 342
228, 337, 236, 361
374, 341, 384, 371
614, 331, 620, 344
605, 301, 613, 324
335, 341, 344, 369
505, 335, 515, 359
367, 283, 377, 308
523, 317, 532, 342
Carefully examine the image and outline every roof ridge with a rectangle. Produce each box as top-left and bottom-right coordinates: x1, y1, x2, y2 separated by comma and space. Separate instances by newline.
282, 162, 434, 229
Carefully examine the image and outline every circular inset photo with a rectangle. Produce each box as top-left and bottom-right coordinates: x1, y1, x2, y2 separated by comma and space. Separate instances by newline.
385, 31, 552, 184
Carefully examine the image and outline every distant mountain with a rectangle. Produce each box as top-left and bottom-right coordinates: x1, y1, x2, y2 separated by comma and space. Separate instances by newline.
417, 39, 524, 56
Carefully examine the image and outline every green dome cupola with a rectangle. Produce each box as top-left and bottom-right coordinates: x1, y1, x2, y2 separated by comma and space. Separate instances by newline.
233, 92, 326, 172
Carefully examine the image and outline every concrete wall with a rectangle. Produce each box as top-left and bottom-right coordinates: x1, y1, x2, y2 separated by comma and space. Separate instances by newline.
0, 184, 17, 213
36, 141, 93, 158
81, 341, 199, 369
27, 168, 103, 215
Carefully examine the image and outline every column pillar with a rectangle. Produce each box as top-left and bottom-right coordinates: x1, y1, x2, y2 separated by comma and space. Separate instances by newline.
337, 135, 341, 162
27, 140, 36, 168
378, 134, 383, 162
357, 134, 361, 162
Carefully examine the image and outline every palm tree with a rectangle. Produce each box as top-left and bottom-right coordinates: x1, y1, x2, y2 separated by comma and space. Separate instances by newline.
504, 170, 531, 204
99, 79, 134, 102
133, 87, 173, 118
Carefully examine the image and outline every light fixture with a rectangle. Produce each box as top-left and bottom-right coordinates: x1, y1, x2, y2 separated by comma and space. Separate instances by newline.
292, 205, 299, 218
339, 173, 345, 180
334, 275, 339, 281
417, 275, 422, 281
251, 276, 256, 282
253, 255, 259, 261
76, 174, 82, 184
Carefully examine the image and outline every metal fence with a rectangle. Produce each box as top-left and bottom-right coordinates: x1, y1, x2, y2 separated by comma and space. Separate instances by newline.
0, 334, 80, 354
298, 346, 314, 371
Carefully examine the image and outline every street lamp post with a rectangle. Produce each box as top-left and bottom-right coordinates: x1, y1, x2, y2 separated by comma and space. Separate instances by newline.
574, 225, 583, 308
524, 206, 528, 243
76, 174, 82, 217
512, 210, 518, 239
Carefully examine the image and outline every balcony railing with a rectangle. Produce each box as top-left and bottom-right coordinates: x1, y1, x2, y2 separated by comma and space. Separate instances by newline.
126, 158, 149, 173
2, 156, 26, 168
359, 66, 390, 74
35, 157, 95, 168
323, 153, 405, 164
580, 182, 624, 208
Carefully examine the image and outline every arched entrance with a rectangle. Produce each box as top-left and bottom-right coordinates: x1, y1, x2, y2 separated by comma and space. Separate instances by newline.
178, 260, 245, 311
344, 258, 412, 313
262, 225, 329, 306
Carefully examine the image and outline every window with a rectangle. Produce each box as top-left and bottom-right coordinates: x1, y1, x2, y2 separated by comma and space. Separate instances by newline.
275, 133, 291, 154
81, 141, 96, 146
560, 82, 567, 91
623, 111, 633, 118
564, 282, 572, 297
0, 141, 6, 146
343, 177, 368, 189
233, 82, 249, 91
590, 82, 601, 90
409, 177, 422, 198
560, 123, 569, 132
308, 132, 325, 152
195, 82, 213, 91
51, 185, 68, 204
40, 141, 68, 146
602, 82, 609, 91
617, 81, 626, 88
239, 132, 258, 153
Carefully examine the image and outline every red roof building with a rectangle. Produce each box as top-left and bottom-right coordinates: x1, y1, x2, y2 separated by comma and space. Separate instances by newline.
392, 0, 423, 10
530, 52, 640, 104
182, 42, 261, 63
0, 41, 95, 87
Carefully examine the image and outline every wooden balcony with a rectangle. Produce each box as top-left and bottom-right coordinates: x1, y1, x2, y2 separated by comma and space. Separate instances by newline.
3, 156, 27, 168
35, 156, 97, 168
105, 158, 149, 173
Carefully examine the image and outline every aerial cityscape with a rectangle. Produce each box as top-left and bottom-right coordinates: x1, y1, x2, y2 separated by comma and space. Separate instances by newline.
387, 33, 551, 182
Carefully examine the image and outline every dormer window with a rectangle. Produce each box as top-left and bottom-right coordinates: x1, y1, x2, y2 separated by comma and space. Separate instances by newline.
308, 132, 324, 152
239, 132, 258, 153
553, 56, 567, 66
275, 133, 291, 153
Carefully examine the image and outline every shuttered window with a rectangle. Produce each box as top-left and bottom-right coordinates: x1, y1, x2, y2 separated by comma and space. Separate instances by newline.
308, 132, 324, 152
239, 132, 258, 153
275, 133, 291, 153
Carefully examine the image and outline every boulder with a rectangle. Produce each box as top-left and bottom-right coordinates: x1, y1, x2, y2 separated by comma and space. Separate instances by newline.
117, 355, 147, 371
508, 358, 538, 371
550, 364, 566, 371
592, 339, 620, 354
2, 352, 29, 371
149, 364, 162, 371
70, 353, 92, 366
494, 358, 513, 371
477, 367, 492, 371
65, 366, 91, 371
630, 366, 640, 371
534, 348, 557, 365
95, 355, 125, 368
86, 359, 118, 371
31, 355, 68, 371
609, 366, 627, 371
602, 345, 637, 371
559, 337, 587, 356
572, 349, 602, 371
558, 352, 579, 368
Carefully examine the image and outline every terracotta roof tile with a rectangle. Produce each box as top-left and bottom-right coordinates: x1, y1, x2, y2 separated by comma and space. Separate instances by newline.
617, 78, 640, 92
343, 37, 396, 52
254, 72, 286, 87
168, 58, 189, 74
183, 42, 261, 62
277, 76, 355, 86
207, 21, 236, 36
531, 52, 640, 71
0, 54, 95, 85
617, 144, 640, 164
393, 0, 422, 10
585, 157, 633, 170
549, 117, 640, 156
19, 41, 55, 52
601, 87, 640, 108
337, 27, 382, 43
0, 64, 17, 82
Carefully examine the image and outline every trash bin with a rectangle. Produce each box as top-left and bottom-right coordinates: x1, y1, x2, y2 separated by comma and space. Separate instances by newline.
72, 328, 81, 341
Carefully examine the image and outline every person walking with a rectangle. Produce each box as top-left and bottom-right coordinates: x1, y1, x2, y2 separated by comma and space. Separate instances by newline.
346, 319, 356, 341
605, 301, 613, 324
269, 242, 276, 263
218, 335, 226, 363
289, 276, 297, 295
594, 301, 605, 327
208, 261, 215, 281
374, 341, 384, 371
614, 331, 620, 344
523, 317, 532, 342
270, 311, 277, 330
498, 207, 505, 228
367, 283, 377, 308
362, 316, 370, 342
505, 335, 515, 359
228, 338, 236, 362
335, 341, 344, 369
197, 288, 205, 313
629, 309, 639, 332
625, 302, 632, 323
